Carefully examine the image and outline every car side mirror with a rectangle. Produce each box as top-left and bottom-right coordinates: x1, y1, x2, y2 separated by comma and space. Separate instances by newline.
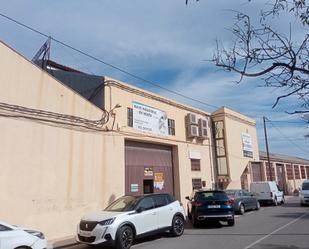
185, 196, 190, 201
251, 194, 254, 197
136, 207, 145, 213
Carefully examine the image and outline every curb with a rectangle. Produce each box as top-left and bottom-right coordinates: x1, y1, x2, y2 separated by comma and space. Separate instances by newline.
48, 236, 78, 249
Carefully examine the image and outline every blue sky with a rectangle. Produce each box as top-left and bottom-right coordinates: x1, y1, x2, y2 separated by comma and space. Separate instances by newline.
0, 0, 308, 159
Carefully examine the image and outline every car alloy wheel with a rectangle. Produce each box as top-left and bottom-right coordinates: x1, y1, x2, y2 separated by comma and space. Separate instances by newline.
239, 204, 245, 215
171, 216, 184, 236
281, 197, 285, 204
273, 198, 278, 206
255, 201, 260, 210
117, 226, 134, 249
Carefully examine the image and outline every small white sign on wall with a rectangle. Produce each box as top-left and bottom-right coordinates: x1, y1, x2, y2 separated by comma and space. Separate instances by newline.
130, 184, 139, 193
189, 151, 201, 159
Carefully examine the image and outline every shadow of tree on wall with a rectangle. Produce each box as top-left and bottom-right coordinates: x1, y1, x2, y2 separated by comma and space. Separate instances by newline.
108, 194, 116, 205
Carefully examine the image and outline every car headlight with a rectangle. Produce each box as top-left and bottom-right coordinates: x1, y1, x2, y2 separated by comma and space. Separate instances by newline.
99, 218, 115, 226
25, 230, 45, 239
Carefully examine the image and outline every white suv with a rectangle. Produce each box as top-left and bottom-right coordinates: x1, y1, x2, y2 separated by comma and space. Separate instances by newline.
0, 221, 47, 249
76, 194, 185, 249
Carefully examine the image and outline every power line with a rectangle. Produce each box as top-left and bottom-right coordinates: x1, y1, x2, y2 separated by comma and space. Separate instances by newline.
267, 119, 309, 154
260, 137, 307, 141
0, 12, 219, 110
268, 120, 308, 124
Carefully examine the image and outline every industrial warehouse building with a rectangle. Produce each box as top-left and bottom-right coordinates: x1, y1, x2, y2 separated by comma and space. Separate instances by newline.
258, 152, 309, 195
0, 40, 305, 240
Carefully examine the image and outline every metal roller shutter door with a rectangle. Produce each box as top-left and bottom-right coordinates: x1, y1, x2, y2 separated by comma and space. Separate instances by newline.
125, 141, 174, 196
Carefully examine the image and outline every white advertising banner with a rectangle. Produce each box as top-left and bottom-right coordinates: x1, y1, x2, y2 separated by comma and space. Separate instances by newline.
132, 101, 168, 136
242, 133, 253, 158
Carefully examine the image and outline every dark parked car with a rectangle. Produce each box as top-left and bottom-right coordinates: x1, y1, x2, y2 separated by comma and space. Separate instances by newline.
186, 190, 235, 227
225, 189, 260, 215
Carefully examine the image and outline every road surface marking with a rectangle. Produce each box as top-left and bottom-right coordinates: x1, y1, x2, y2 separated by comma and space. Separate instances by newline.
243, 212, 308, 249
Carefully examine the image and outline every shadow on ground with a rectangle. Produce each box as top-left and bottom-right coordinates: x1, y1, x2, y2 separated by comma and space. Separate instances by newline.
184, 220, 225, 230
251, 243, 309, 249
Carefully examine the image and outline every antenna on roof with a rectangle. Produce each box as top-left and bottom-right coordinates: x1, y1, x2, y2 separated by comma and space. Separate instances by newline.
32, 36, 51, 69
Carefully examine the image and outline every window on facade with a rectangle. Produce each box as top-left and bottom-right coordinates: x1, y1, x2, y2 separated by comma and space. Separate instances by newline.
127, 108, 133, 127
192, 178, 202, 190
191, 159, 201, 171
217, 157, 228, 175
216, 139, 226, 156
294, 165, 300, 179
300, 166, 306, 179
306, 167, 309, 179
214, 121, 224, 138
286, 164, 294, 180
168, 119, 175, 136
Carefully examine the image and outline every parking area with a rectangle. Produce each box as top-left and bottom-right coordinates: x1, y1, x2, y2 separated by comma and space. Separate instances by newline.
60, 196, 309, 249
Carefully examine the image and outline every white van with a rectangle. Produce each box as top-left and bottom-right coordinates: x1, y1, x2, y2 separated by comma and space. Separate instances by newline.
250, 181, 284, 205
299, 179, 309, 206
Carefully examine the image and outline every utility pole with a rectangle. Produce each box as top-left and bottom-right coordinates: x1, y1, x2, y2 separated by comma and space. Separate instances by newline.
263, 116, 273, 181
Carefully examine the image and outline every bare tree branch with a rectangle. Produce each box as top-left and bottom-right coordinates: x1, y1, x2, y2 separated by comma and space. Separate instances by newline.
213, 0, 309, 113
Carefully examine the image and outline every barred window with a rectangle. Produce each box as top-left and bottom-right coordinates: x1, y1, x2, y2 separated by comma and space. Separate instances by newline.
127, 108, 133, 127
168, 119, 175, 136
191, 159, 201, 171
300, 166, 306, 179
294, 165, 300, 179
265, 163, 275, 181
286, 164, 293, 180
192, 178, 202, 190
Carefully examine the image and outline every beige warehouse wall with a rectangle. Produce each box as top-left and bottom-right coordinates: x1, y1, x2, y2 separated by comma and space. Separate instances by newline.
104, 78, 214, 206
0, 41, 125, 239
0, 41, 213, 239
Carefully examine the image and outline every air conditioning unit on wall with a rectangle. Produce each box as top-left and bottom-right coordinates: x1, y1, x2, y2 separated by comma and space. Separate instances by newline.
187, 125, 199, 137
198, 118, 208, 138
186, 113, 198, 125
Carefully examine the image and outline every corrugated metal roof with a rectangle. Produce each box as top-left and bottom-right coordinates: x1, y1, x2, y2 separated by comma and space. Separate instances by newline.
259, 151, 309, 165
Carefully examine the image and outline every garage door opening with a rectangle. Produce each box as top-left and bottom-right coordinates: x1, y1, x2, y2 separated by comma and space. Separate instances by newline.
125, 140, 174, 196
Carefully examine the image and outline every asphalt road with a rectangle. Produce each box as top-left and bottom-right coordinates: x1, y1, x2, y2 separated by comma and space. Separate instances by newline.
63, 196, 309, 249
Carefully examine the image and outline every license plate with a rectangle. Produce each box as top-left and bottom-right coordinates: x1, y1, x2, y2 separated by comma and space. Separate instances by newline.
80, 230, 92, 237
208, 205, 220, 208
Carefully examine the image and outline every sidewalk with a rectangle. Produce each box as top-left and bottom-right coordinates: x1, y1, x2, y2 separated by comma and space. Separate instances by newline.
48, 236, 77, 249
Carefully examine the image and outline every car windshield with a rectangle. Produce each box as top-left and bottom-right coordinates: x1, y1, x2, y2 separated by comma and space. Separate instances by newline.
196, 191, 228, 201
302, 182, 309, 190
225, 190, 237, 196
105, 196, 139, 212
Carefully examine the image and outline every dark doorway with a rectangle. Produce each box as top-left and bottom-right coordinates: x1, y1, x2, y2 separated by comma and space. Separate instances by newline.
143, 179, 154, 194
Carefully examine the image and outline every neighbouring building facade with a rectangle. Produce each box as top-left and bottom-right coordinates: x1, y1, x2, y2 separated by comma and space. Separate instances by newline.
258, 152, 309, 195
0, 40, 277, 240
